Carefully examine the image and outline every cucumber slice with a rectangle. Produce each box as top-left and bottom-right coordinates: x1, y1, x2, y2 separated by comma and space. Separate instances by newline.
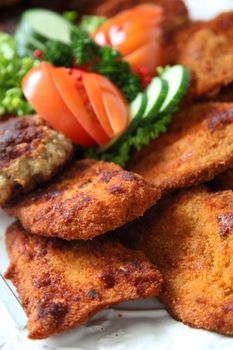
129, 92, 147, 126
143, 77, 168, 120
159, 65, 189, 114
16, 9, 72, 46
100, 92, 147, 153
23, 9, 71, 43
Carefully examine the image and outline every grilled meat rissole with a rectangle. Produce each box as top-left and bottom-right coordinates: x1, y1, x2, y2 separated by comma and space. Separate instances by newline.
0, 115, 73, 206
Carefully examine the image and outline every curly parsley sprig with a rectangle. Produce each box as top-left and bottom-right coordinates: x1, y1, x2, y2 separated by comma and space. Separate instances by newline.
0, 32, 36, 116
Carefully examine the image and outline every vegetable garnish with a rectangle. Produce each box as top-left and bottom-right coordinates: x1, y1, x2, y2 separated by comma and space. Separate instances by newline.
0, 33, 36, 116
79, 15, 107, 33
1, 7, 190, 167
22, 62, 129, 147
92, 4, 167, 75
15, 8, 142, 103
85, 65, 190, 166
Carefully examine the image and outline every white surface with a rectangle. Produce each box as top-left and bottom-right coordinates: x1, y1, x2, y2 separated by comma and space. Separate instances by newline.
1, 1, 233, 349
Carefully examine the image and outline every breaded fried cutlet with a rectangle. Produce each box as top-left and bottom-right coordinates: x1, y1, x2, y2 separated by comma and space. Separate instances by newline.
0, 116, 73, 207
175, 29, 233, 97
5, 221, 163, 339
6, 159, 160, 240
129, 102, 233, 194
122, 187, 233, 335
85, 0, 189, 33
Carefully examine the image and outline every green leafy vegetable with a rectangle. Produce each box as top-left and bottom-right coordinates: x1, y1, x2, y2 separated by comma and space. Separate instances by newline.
84, 114, 171, 167
0, 32, 36, 116
80, 15, 106, 33
71, 28, 142, 102
63, 11, 77, 24
42, 41, 73, 67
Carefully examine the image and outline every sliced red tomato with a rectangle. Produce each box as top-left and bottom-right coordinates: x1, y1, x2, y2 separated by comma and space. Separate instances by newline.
111, 28, 160, 56
124, 42, 166, 75
92, 4, 165, 75
48, 67, 110, 147
102, 91, 128, 136
82, 72, 114, 138
97, 75, 129, 135
22, 62, 94, 146
96, 75, 129, 136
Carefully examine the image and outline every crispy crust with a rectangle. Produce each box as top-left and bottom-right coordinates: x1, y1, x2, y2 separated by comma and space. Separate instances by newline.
128, 103, 233, 194
176, 29, 233, 97
167, 12, 233, 98
6, 159, 160, 240
123, 187, 233, 335
0, 116, 73, 206
5, 222, 163, 339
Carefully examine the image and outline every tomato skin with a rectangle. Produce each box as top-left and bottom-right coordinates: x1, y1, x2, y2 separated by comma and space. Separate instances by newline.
93, 4, 165, 75
22, 62, 95, 146
22, 62, 129, 148
48, 67, 110, 147
102, 91, 128, 136
124, 42, 166, 76
83, 72, 114, 138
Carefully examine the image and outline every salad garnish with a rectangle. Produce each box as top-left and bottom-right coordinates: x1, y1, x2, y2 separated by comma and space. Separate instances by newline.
0, 6, 190, 166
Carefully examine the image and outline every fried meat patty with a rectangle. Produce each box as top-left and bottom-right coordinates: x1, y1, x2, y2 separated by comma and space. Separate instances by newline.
5, 221, 163, 339
168, 12, 233, 98
123, 187, 233, 334
176, 29, 233, 98
0, 116, 73, 206
7, 159, 160, 240
129, 103, 233, 194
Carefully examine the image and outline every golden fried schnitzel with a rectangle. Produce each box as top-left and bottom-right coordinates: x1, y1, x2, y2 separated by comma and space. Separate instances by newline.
7, 159, 160, 240
5, 221, 163, 339
167, 12, 233, 98
176, 29, 233, 98
0, 116, 73, 206
129, 103, 233, 194
122, 187, 233, 335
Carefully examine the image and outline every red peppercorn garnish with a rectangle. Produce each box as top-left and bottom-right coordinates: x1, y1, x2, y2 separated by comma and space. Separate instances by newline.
34, 49, 43, 59
66, 68, 73, 75
139, 67, 149, 75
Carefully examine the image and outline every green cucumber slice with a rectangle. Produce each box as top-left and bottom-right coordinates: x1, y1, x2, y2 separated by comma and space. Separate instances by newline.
129, 92, 147, 125
17, 9, 72, 45
159, 65, 189, 114
142, 77, 168, 120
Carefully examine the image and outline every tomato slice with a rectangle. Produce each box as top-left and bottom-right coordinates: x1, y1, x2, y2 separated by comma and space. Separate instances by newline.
83, 72, 114, 138
102, 91, 128, 136
124, 42, 166, 75
92, 4, 165, 75
22, 62, 94, 146
113, 29, 160, 56
86, 72, 128, 136
49, 67, 110, 147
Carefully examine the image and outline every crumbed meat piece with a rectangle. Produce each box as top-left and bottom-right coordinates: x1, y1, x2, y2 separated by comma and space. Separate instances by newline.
5, 221, 163, 339
129, 103, 233, 194
176, 29, 233, 97
0, 116, 73, 206
122, 187, 233, 335
6, 159, 160, 240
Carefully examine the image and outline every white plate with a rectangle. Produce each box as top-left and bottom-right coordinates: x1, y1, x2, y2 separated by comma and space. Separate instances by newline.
1, 1, 233, 349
